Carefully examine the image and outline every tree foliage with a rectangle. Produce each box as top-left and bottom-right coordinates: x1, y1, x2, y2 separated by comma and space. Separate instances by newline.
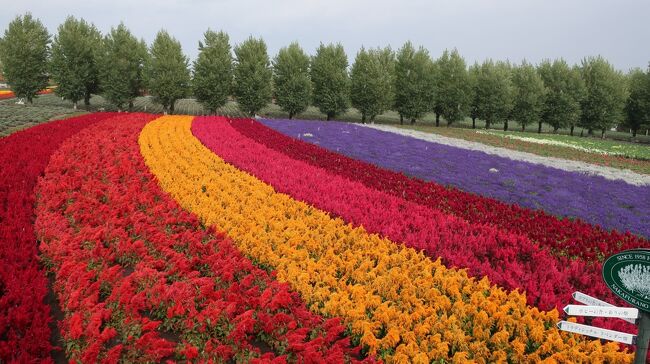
100, 23, 148, 110
272, 42, 311, 119
624, 68, 650, 137
579, 56, 628, 136
394, 42, 434, 123
468, 62, 481, 128
146, 30, 190, 113
537, 59, 584, 134
511, 61, 546, 131
474, 60, 513, 129
433, 49, 470, 126
193, 30, 232, 113
350, 46, 395, 123
50, 16, 102, 108
311, 43, 349, 120
233, 36, 272, 116
0, 13, 50, 103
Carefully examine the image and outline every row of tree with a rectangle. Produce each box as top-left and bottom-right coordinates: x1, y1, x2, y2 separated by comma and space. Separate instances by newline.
1, 14, 649, 136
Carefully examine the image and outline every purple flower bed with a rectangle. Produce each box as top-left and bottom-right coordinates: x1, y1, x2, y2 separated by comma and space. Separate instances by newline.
261, 119, 650, 238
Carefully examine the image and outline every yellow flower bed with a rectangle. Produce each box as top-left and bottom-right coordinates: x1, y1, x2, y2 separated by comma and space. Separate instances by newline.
139, 115, 631, 363
0, 90, 12, 95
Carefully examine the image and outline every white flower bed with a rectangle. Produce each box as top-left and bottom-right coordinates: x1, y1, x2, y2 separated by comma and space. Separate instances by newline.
475, 130, 625, 156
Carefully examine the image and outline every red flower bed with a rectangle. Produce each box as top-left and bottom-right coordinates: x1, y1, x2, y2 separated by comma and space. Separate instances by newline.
0, 112, 116, 362
232, 119, 649, 262
193, 117, 641, 337
35, 115, 372, 362
0, 88, 55, 100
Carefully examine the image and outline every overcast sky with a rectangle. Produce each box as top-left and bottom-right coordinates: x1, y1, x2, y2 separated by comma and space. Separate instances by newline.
2, 0, 649, 71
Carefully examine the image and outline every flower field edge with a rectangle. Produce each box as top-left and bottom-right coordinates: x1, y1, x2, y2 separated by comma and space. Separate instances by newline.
35, 113, 371, 363
0, 111, 119, 362
139, 115, 632, 363
237, 119, 649, 262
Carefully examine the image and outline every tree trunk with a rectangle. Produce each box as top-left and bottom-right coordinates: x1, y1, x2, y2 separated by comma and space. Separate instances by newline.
447, 119, 452, 127
326, 113, 332, 121
410, 118, 416, 125
570, 125, 575, 136
361, 114, 366, 124
84, 92, 91, 106
553, 126, 559, 133
288, 111, 294, 120
521, 124, 525, 132
601, 129, 605, 139
485, 120, 491, 129
472, 117, 476, 129
587, 128, 593, 135
632, 128, 637, 138
537, 122, 542, 134
73, 101, 78, 110
129, 101, 134, 111
435, 113, 440, 127
170, 102, 175, 115
580, 129, 584, 137
503, 120, 509, 131
399, 114, 403, 125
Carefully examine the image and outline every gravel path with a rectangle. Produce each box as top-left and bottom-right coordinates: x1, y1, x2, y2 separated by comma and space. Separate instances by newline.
363, 124, 650, 186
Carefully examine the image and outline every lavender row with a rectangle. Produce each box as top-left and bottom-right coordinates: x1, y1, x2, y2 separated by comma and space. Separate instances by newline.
261, 119, 650, 238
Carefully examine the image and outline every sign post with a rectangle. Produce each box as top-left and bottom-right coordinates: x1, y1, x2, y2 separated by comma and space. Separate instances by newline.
557, 249, 650, 363
637, 311, 650, 364
601, 249, 650, 364
572, 291, 637, 324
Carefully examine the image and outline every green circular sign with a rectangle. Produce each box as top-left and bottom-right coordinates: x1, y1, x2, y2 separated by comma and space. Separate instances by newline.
603, 249, 650, 312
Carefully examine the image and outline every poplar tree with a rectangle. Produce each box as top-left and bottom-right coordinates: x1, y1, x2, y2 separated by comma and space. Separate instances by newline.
350, 46, 395, 123
273, 42, 311, 119
475, 60, 513, 129
311, 43, 350, 120
233, 36, 272, 116
511, 61, 546, 132
147, 30, 191, 114
538, 59, 584, 134
624, 68, 650, 138
468, 62, 481, 128
0, 13, 50, 103
100, 23, 148, 110
193, 30, 232, 113
50, 16, 102, 109
394, 42, 435, 124
433, 49, 470, 126
579, 56, 628, 137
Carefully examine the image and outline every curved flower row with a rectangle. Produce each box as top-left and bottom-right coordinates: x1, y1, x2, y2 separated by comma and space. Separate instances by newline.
139, 115, 630, 363
191, 116, 630, 333
236, 119, 648, 261
262, 119, 650, 238
0, 112, 115, 362
35, 114, 368, 363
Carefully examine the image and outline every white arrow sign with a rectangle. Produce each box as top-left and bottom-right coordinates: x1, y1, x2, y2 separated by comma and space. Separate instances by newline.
557, 321, 636, 345
572, 291, 637, 324
564, 305, 639, 320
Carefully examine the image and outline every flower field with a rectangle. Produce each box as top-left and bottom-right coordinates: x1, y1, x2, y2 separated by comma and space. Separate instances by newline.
1, 112, 648, 362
